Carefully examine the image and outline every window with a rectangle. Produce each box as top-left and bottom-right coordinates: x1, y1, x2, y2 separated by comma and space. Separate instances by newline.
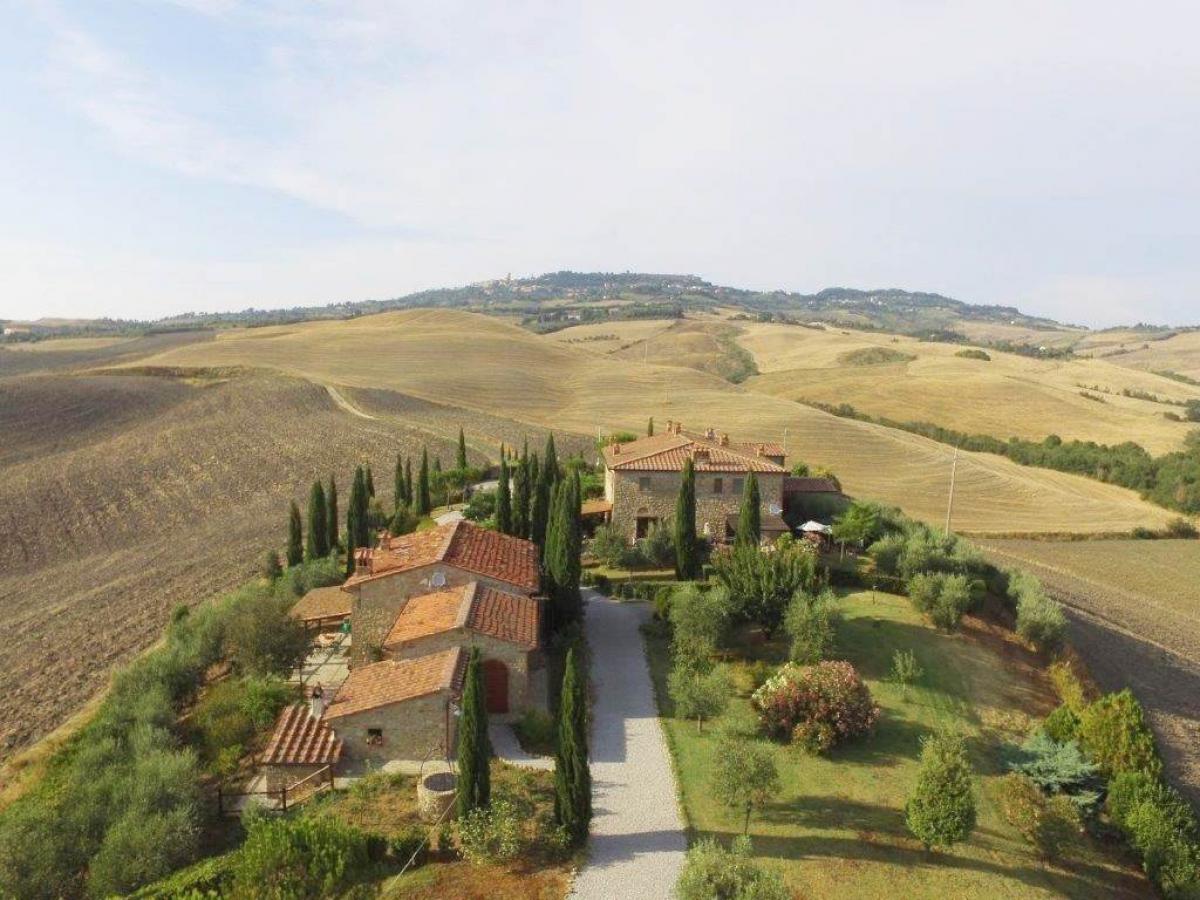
732, 478, 744, 495
366, 728, 383, 746
636, 516, 659, 539
712, 477, 723, 495
638, 476, 652, 492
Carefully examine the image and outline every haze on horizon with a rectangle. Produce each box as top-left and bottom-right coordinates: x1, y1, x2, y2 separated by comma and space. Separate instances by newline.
2, 1, 1197, 328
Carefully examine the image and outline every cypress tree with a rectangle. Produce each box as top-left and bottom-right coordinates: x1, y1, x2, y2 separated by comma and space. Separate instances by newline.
417, 448, 432, 515
554, 645, 591, 844
544, 474, 583, 630
404, 458, 414, 509
306, 480, 328, 559
345, 465, 367, 577
647, 416, 654, 437
326, 475, 339, 551
365, 464, 376, 498
456, 648, 491, 817
531, 452, 553, 551
457, 427, 469, 471
496, 457, 513, 535
514, 442, 531, 538
674, 457, 700, 579
736, 472, 761, 547
433, 456, 444, 507
543, 433, 559, 487
286, 500, 303, 567
355, 466, 370, 547
394, 454, 406, 510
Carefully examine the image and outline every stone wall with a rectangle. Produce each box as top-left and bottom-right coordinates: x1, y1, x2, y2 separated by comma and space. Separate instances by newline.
607, 468, 784, 542
347, 564, 534, 667
387, 630, 539, 723
331, 690, 452, 765
263, 762, 328, 795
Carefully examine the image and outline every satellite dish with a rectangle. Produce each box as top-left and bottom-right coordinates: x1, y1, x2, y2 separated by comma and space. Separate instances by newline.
431, 570, 447, 588
768, 503, 783, 516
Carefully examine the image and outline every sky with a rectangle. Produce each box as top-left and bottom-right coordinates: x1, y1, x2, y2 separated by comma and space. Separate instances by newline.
2, 1, 1198, 327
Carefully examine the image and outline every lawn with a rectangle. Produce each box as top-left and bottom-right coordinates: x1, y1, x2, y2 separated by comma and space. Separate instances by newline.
646, 590, 1149, 898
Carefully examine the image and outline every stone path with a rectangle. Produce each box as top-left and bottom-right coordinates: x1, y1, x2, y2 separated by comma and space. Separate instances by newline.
570, 590, 687, 899
489, 722, 553, 770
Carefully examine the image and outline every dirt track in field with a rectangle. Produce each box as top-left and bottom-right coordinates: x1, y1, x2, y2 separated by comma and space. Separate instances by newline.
981, 541, 1200, 806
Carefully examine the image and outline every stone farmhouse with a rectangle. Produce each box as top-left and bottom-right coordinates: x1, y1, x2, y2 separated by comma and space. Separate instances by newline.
264, 519, 547, 770
598, 420, 792, 543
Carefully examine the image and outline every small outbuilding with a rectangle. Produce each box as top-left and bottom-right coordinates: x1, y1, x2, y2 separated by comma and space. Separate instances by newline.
291, 585, 352, 632
260, 701, 343, 793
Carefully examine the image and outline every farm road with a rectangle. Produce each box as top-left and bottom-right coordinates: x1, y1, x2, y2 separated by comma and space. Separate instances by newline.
982, 545, 1200, 806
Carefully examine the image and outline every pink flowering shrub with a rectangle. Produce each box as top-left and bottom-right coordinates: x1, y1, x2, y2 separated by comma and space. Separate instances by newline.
750, 660, 879, 752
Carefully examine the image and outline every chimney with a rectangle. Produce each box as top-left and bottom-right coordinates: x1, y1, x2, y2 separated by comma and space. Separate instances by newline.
705, 428, 716, 440
310, 685, 325, 719
612, 442, 621, 455
720, 433, 730, 446
756, 444, 765, 457
355, 547, 371, 576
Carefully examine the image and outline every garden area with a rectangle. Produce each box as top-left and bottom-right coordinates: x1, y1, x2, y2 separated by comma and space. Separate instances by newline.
647, 587, 1152, 897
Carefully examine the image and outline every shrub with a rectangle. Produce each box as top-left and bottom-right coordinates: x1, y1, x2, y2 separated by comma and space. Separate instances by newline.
1076, 689, 1163, 780
588, 525, 634, 568
1008, 731, 1102, 814
669, 664, 733, 733
669, 584, 734, 671
87, 806, 200, 899
457, 797, 523, 865
388, 825, 427, 869
515, 707, 557, 754
1047, 659, 1091, 713
906, 731, 976, 851
1008, 572, 1067, 651
996, 773, 1078, 861
233, 815, 370, 898
907, 572, 972, 631
783, 589, 840, 664
890, 649, 924, 692
390, 503, 420, 534
639, 520, 677, 568
750, 660, 879, 750
462, 489, 496, 522
226, 590, 309, 677
714, 542, 819, 638
1043, 704, 1081, 743
676, 835, 789, 900
1125, 802, 1200, 895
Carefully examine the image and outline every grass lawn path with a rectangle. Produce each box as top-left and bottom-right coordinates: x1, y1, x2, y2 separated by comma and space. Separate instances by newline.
570, 590, 687, 899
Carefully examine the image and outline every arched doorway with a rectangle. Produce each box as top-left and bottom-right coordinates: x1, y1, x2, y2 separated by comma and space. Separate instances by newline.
482, 659, 509, 714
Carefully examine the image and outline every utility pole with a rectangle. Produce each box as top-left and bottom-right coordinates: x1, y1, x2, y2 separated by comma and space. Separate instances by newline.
944, 443, 959, 534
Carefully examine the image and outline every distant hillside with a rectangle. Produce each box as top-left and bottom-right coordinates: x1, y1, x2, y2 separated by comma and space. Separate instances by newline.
2, 271, 1083, 341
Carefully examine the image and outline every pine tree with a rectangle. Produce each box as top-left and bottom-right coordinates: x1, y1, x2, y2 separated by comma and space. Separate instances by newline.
365, 464, 376, 498
674, 458, 700, 579
736, 472, 761, 547
496, 457, 513, 535
306, 480, 328, 559
286, 500, 303, 567
326, 475, 339, 551
554, 645, 591, 845
457, 426, 469, 471
647, 416, 654, 437
394, 454, 406, 510
417, 448, 432, 515
906, 731, 977, 851
456, 648, 492, 817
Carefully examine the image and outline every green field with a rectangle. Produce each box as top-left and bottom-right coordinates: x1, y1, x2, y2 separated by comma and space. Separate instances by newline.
646, 591, 1147, 898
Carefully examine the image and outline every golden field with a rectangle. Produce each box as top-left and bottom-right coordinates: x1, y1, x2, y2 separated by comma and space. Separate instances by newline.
121, 308, 1178, 535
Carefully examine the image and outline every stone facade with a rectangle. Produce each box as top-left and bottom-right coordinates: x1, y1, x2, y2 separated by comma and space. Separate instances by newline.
263, 762, 328, 795
331, 691, 454, 766
387, 629, 542, 724
346, 563, 535, 667
606, 468, 785, 543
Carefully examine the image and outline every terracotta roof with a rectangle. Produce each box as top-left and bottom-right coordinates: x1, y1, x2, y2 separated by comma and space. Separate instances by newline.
261, 704, 343, 766
602, 429, 787, 474
783, 477, 842, 494
344, 520, 540, 592
290, 586, 351, 623
324, 647, 465, 719
383, 582, 540, 650
580, 499, 613, 516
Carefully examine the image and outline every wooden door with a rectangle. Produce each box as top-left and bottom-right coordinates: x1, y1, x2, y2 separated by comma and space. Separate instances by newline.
482, 659, 509, 714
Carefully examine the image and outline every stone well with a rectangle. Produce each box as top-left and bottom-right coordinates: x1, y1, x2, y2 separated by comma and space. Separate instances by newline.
417, 770, 457, 823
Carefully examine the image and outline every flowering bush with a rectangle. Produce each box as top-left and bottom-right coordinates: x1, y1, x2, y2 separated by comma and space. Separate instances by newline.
750, 660, 879, 751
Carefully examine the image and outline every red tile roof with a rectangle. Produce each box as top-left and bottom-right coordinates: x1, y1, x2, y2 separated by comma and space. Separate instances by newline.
261, 704, 343, 766
602, 429, 787, 474
383, 582, 540, 650
344, 520, 540, 592
290, 586, 351, 623
324, 647, 465, 719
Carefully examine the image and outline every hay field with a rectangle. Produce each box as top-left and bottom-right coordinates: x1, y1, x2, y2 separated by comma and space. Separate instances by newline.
125, 308, 1176, 535
978, 537, 1200, 802
1094, 330, 1200, 380
738, 322, 1200, 454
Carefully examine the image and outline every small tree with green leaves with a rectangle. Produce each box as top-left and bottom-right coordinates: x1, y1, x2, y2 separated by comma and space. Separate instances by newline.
669, 664, 732, 733
676, 835, 788, 900
554, 646, 591, 845
715, 542, 818, 638
735, 472, 761, 547
306, 480, 328, 559
647, 417, 654, 436
261, 549, 282, 581
286, 501, 303, 567
457, 649, 491, 817
906, 731, 976, 851
674, 457, 700, 580
711, 734, 780, 834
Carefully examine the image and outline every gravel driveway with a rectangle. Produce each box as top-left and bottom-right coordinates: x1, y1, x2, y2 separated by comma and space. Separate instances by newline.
570, 590, 686, 899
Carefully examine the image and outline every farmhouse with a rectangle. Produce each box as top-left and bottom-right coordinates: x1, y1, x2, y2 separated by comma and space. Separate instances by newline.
298, 518, 548, 766
600, 420, 790, 543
